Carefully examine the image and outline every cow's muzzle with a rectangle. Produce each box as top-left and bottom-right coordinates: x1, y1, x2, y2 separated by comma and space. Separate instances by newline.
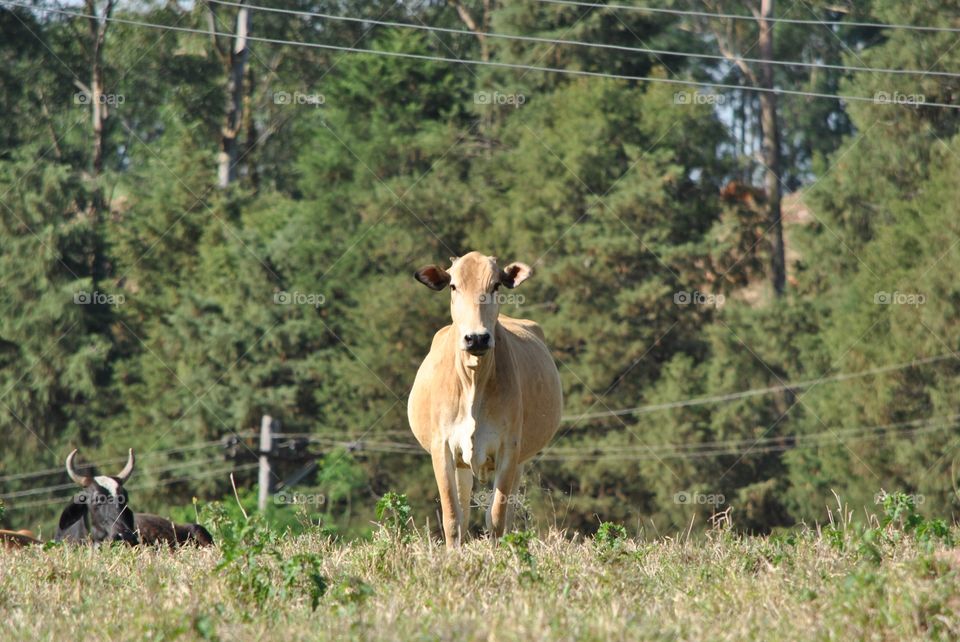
112, 531, 139, 545
463, 332, 491, 356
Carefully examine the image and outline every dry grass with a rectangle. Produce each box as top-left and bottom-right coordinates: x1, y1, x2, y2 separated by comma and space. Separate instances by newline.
2, 519, 959, 642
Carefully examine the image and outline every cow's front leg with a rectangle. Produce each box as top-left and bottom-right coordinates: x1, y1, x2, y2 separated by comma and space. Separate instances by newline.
456, 466, 474, 541
488, 450, 520, 539
431, 444, 463, 548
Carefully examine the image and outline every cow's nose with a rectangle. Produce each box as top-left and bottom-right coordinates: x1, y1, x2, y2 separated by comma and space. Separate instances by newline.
464, 333, 491, 353
114, 531, 138, 545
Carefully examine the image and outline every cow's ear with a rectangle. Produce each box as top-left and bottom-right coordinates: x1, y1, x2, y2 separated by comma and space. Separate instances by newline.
58, 499, 87, 531
500, 262, 533, 288
414, 265, 451, 291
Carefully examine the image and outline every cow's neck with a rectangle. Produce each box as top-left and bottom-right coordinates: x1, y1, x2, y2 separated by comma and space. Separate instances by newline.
450, 343, 497, 473
455, 348, 496, 394
453, 343, 497, 422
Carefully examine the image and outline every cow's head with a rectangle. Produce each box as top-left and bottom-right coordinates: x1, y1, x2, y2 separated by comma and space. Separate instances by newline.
55, 449, 138, 545
415, 252, 532, 361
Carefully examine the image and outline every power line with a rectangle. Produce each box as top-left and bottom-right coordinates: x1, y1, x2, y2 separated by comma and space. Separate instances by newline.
284, 416, 956, 460
211, 0, 960, 80
125, 462, 258, 493
538, 421, 956, 461
0, 455, 230, 500
5, 1, 960, 110
6, 415, 955, 509
8, 463, 259, 511
562, 353, 957, 422
0, 436, 246, 484
546, 413, 960, 455
533, 0, 960, 35
291, 413, 960, 457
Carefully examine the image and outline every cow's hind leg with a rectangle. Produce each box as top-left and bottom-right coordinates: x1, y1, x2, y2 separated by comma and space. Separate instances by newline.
503, 463, 524, 530
456, 467, 474, 541
431, 446, 463, 548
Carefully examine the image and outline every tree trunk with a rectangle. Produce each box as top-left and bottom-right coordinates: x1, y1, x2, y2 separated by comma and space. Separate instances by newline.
757, 0, 786, 297
453, 0, 491, 62
91, 62, 105, 175
85, 0, 114, 178
218, 2, 250, 189
84, 0, 115, 288
244, 65, 260, 191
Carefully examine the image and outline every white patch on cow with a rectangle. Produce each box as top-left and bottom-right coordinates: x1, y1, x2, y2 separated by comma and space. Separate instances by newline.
450, 417, 476, 470
94, 475, 120, 497
450, 420, 498, 483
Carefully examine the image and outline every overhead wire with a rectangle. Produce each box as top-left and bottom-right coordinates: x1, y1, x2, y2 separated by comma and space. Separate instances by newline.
8, 463, 259, 511
538, 421, 956, 461
1, 352, 952, 491
210, 0, 960, 80
562, 353, 957, 422
5, 414, 955, 509
4, 1, 959, 109
0, 435, 252, 484
275, 413, 960, 458
0, 455, 232, 500
532, 0, 960, 34
544, 414, 960, 457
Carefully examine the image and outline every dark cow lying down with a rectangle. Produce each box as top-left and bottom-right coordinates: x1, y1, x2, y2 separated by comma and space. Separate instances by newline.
55, 448, 138, 544
135, 513, 213, 547
53, 448, 213, 547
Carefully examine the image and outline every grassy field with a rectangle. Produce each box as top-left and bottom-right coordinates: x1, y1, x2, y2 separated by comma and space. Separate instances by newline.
2, 497, 959, 641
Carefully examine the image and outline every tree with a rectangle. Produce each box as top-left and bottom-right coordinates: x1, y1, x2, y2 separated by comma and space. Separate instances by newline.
680, 0, 859, 297
81, 0, 116, 178
208, 0, 251, 189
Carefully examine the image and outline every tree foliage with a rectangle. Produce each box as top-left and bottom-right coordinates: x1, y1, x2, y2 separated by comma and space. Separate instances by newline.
1, 0, 957, 537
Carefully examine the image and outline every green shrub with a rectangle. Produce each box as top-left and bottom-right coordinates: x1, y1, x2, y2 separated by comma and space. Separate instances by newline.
877, 490, 952, 547
207, 503, 327, 611
502, 530, 539, 582
594, 522, 628, 557
375, 492, 413, 542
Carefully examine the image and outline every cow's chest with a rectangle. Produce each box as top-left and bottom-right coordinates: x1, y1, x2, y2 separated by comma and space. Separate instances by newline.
447, 414, 504, 479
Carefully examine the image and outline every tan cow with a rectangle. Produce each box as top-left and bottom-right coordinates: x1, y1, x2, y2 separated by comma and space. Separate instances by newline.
0, 529, 42, 548
408, 252, 562, 547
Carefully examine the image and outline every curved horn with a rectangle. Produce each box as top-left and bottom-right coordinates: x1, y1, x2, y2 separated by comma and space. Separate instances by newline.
115, 448, 135, 483
65, 449, 89, 486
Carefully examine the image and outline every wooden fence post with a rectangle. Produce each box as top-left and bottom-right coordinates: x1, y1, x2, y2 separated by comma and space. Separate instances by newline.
258, 415, 275, 512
